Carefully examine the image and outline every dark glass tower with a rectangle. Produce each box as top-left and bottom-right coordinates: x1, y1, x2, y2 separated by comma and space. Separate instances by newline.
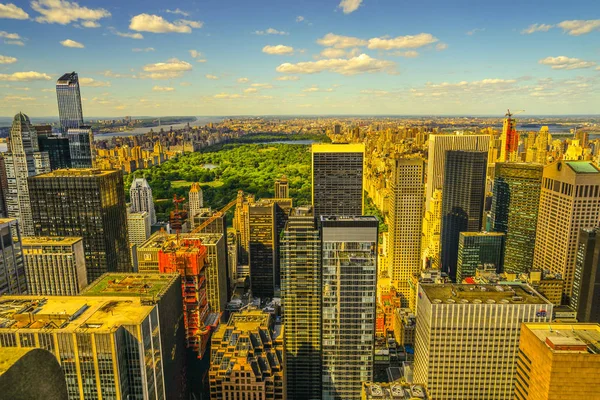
281, 207, 321, 400
35, 125, 72, 170
56, 72, 84, 134
491, 162, 543, 274
440, 150, 487, 281
571, 227, 600, 323
456, 231, 505, 282
67, 126, 94, 168
248, 201, 277, 298
28, 169, 131, 282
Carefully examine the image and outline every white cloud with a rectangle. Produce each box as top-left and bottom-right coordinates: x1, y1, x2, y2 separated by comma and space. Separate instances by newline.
0, 54, 17, 64
276, 53, 395, 75
338, 0, 363, 14
60, 39, 84, 48
0, 3, 29, 19
466, 28, 485, 36
521, 23, 554, 34
317, 33, 366, 48
597, 66, 600, 71
189, 50, 202, 58
132, 47, 155, 52
141, 58, 193, 79
80, 77, 110, 87
0, 71, 52, 81
152, 85, 175, 92
275, 75, 299, 81
129, 14, 202, 33
360, 89, 389, 95
244, 87, 257, 93
214, 93, 243, 99
166, 8, 189, 17
254, 28, 288, 35
302, 85, 333, 92
367, 33, 438, 49
557, 19, 600, 36
0, 31, 20, 39
296, 16, 304, 22
539, 56, 596, 70
251, 83, 273, 89
41, 88, 54, 92
435, 43, 448, 51
4, 95, 36, 101
112, 29, 144, 39
196, 59, 207, 63
391, 50, 419, 58
320, 48, 347, 58
205, 74, 219, 80
237, 77, 250, 83
80, 20, 100, 28
4, 40, 23, 45
102, 70, 135, 78
31, 0, 110, 25
263, 45, 294, 55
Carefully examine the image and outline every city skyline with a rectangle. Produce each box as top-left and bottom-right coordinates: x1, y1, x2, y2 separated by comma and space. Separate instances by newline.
0, 0, 598, 116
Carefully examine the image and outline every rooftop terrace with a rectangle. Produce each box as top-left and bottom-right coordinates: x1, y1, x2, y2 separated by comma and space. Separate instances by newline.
81, 273, 179, 298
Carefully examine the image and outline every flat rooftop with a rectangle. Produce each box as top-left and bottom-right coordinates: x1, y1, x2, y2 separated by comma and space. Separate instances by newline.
32, 169, 118, 178
362, 382, 429, 399
565, 161, 600, 174
312, 143, 365, 153
22, 236, 83, 246
140, 232, 222, 249
460, 231, 505, 237
0, 296, 154, 333
524, 323, 600, 354
81, 273, 179, 298
420, 283, 550, 305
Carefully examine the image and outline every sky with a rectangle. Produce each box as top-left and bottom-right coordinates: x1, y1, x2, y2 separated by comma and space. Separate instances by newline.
0, 0, 599, 117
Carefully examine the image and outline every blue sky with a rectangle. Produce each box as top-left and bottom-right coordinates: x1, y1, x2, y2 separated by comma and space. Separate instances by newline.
0, 0, 599, 116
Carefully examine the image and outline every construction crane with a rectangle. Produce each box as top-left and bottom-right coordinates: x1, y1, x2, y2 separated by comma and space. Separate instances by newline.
190, 195, 240, 235
505, 109, 525, 118
169, 194, 188, 241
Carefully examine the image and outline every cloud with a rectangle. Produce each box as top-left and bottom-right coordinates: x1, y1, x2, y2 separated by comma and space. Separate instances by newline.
244, 87, 257, 93
41, 88, 54, 92
435, 43, 448, 51
539, 56, 596, 70
112, 29, 144, 39
0, 3, 29, 19
0, 31, 20, 40
132, 47, 155, 52
180, 82, 191, 87
31, 0, 110, 25
80, 77, 110, 87
196, 59, 207, 63
276, 53, 395, 75
302, 85, 333, 92
296, 16, 304, 22
60, 39, 84, 48
263, 44, 294, 55
360, 89, 389, 95
4, 40, 24, 45
367, 33, 438, 49
320, 47, 347, 58
129, 14, 202, 33
557, 19, 600, 36
466, 28, 485, 36
391, 50, 419, 58
317, 33, 366, 48
189, 50, 202, 58
4, 95, 36, 101
102, 70, 136, 78
0, 55, 17, 64
80, 20, 100, 28
205, 74, 219, 80
0, 71, 52, 81
251, 83, 273, 89
338, 0, 362, 14
275, 75, 299, 81
521, 23, 554, 34
254, 28, 288, 35
166, 8, 189, 17
214, 93, 243, 99
152, 85, 175, 92
141, 58, 193, 79
237, 77, 250, 83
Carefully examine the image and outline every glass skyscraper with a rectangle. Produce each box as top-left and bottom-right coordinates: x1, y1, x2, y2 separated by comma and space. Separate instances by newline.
56, 72, 84, 134
67, 126, 94, 168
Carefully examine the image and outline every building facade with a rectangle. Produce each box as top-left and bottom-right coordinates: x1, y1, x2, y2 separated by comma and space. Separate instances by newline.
36, 126, 72, 170
456, 231, 505, 282
56, 72, 84, 134
127, 211, 151, 246
67, 126, 94, 168
0, 218, 26, 295
321, 216, 378, 400
274, 175, 289, 199
188, 182, 203, 228
130, 177, 157, 225
571, 227, 600, 323
249, 200, 277, 298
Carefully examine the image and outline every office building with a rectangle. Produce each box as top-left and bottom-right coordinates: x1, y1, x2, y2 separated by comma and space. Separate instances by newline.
0, 218, 26, 295
0, 154, 8, 218
388, 157, 425, 303
321, 216, 378, 400
515, 323, 600, 400
422, 189, 442, 269
492, 163, 543, 274
248, 200, 277, 298
361, 382, 428, 400
414, 283, 552, 400
22, 236, 86, 296
280, 207, 321, 400
426, 133, 490, 212
81, 273, 187, 399
67, 126, 94, 168
127, 211, 151, 246
533, 161, 600, 299
274, 174, 289, 198
571, 227, 600, 323
28, 169, 131, 282
233, 191, 253, 264
440, 150, 488, 281
500, 110, 519, 162
35, 126, 72, 170
56, 71, 84, 134
130, 177, 157, 225
312, 143, 364, 217
189, 232, 228, 313
0, 292, 181, 400
209, 309, 285, 400
5, 113, 50, 236
137, 230, 165, 273
188, 182, 203, 228
456, 231, 505, 282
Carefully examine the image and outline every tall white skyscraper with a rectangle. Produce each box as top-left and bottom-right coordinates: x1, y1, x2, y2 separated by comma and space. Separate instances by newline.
426, 134, 491, 212
130, 178, 156, 225
5, 113, 50, 236
188, 182, 203, 228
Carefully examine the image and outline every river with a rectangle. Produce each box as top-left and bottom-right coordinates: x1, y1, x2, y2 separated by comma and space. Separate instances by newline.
93, 116, 224, 140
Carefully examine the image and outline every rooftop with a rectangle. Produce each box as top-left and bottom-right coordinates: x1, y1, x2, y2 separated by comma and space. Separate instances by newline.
32, 169, 118, 178
21, 236, 83, 246
459, 231, 505, 237
81, 273, 179, 298
420, 283, 550, 305
0, 218, 18, 226
312, 142, 365, 153
565, 161, 600, 174
362, 382, 428, 399
524, 323, 600, 354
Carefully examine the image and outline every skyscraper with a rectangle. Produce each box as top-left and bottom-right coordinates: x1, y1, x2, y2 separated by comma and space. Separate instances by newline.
5, 113, 50, 236
130, 177, 157, 225
491, 163, 543, 274
188, 182, 203, 228
422, 189, 442, 269
440, 150, 488, 281
321, 216, 378, 400
456, 231, 505, 282
312, 143, 364, 218
274, 174, 289, 198
500, 110, 519, 162
571, 227, 600, 323
533, 161, 600, 299
0, 154, 8, 218
35, 125, 72, 170
28, 169, 131, 282
281, 207, 321, 400
127, 211, 151, 246
426, 134, 490, 212
0, 218, 26, 295
248, 200, 277, 298
22, 236, 86, 296
67, 126, 94, 168
56, 72, 84, 134
388, 157, 425, 303
414, 283, 552, 400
